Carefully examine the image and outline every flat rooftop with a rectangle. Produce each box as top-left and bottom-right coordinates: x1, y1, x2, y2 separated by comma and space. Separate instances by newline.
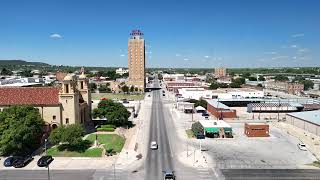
199, 120, 231, 128
212, 88, 263, 93
287, 110, 320, 125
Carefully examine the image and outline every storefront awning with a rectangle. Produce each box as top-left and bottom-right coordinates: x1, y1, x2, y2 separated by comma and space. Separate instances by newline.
205, 127, 219, 133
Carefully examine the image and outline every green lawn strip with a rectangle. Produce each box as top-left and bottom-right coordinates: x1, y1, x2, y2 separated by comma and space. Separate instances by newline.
186, 129, 195, 138
47, 146, 102, 157
86, 134, 125, 152
91, 93, 144, 101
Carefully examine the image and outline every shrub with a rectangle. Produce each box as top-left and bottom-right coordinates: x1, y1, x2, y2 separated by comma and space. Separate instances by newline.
101, 124, 116, 129
97, 127, 115, 132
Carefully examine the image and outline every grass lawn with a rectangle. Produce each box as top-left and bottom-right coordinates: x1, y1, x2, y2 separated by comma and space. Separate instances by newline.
47, 147, 103, 157
91, 93, 144, 101
86, 134, 126, 152
186, 129, 195, 138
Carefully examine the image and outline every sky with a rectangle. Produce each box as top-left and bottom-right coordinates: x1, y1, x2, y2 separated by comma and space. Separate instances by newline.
0, 0, 319, 68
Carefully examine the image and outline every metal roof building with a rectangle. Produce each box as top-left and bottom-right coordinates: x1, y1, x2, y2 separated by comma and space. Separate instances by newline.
286, 110, 320, 136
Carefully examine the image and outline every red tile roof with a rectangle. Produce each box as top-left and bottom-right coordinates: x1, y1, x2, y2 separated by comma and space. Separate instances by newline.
0, 87, 60, 106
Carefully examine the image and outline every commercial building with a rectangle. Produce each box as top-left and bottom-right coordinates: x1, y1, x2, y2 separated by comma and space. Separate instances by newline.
286, 110, 320, 136
178, 88, 213, 100
198, 120, 233, 138
212, 88, 264, 99
0, 72, 91, 131
166, 81, 202, 93
115, 68, 129, 75
244, 123, 269, 137
214, 67, 227, 77
265, 81, 304, 95
128, 29, 145, 91
206, 99, 237, 119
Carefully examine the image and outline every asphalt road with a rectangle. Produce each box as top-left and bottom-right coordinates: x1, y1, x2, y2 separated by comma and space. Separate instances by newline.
221, 169, 320, 180
145, 82, 174, 179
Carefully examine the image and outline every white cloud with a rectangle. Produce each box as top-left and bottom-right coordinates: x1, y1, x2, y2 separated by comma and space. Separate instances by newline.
264, 52, 277, 55
183, 58, 189, 61
298, 48, 309, 53
175, 54, 181, 57
50, 33, 62, 39
120, 54, 125, 57
290, 44, 298, 48
292, 56, 297, 59
257, 58, 266, 62
204, 55, 210, 58
291, 33, 304, 38
271, 56, 289, 60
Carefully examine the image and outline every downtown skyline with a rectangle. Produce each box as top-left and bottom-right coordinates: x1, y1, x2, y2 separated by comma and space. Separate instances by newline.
0, 0, 319, 68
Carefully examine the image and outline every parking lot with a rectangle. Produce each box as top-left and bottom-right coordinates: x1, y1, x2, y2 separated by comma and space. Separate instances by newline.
168, 98, 318, 170
200, 122, 317, 169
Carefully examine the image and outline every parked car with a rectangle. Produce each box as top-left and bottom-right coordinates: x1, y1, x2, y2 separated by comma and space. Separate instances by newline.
3, 156, 19, 167
148, 94, 151, 97
150, 141, 158, 150
298, 143, 307, 151
202, 112, 209, 117
12, 156, 34, 168
163, 94, 165, 96
163, 170, 175, 180
37, 155, 54, 167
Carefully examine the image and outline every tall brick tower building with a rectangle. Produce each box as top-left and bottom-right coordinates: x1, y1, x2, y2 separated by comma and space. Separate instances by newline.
128, 29, 145, 92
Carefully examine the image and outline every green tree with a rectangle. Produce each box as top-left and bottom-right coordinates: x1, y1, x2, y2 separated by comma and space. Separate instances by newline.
188, 99, 207, 109
229, 82, 241, 88
209, 82, 219, 90
20, 70, 33, 77
89, 83, 97, 91
248, 77, 257, 81
0, 106, 44, 155
49, 124, 85, 146
232, 77, 246, 85
242, 72, 251, 78
301, 80, 314, 90
130, 86, 134, 93
92, 99, 131, 127
258, 76, 266, 81
121, 85, 129, 94
0, 68, 13, 75
274, 75, 289, 81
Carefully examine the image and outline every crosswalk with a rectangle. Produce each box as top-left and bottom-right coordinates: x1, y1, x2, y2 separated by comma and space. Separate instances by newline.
174, 167, 217, 180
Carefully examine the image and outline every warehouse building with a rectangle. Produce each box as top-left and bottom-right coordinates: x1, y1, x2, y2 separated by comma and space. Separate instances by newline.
245, 122, 269, 137
286, 110, 320, 136
206, 99, 237, 119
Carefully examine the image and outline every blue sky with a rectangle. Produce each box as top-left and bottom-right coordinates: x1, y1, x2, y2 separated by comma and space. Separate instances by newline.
0, 0, 319, 68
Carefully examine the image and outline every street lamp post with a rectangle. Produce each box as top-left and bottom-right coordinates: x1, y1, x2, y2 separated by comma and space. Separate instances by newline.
45, 139, 47, 155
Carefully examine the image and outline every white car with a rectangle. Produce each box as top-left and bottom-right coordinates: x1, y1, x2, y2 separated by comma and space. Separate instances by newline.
298, 143, 307, 151
150, 141, 158, 150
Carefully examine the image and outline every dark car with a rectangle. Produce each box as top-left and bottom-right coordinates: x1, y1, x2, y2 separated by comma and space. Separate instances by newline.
163, 94, 165, 96
3, 156, 19, 167
202, 112, 209, 117
163, 170, 175, 180
12, 156, 34, 168
37, 155, 54, 167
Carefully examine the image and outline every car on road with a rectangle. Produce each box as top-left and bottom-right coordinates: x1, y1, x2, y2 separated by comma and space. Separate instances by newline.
163, 94, 165, 96
148, 94, 151, 97
163, 170, 175, 180
298, 143, 307, 151
12, 156, 34, 168
150, 141, 158, 150
3, 156, 19, 167
37, 155, 54, 167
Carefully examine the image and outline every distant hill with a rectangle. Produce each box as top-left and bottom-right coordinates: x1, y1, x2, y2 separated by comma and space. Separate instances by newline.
0, 60, 50, 66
